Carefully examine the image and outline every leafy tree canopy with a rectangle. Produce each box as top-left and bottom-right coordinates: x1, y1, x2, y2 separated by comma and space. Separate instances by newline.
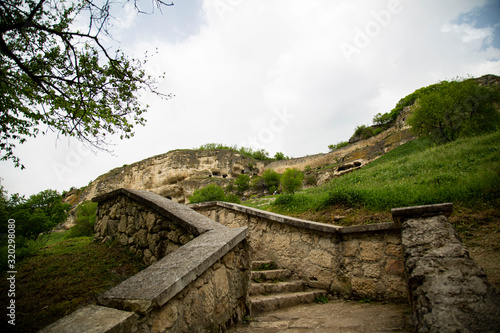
0, 0, 172, 168
407, 78, 500, 143
0, 186, 70, 240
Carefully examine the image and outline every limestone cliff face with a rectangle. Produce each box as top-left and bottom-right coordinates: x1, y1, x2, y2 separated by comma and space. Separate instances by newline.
79, 150, 265, 204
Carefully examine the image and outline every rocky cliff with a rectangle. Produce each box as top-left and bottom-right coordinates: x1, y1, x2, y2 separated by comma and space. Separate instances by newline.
74, 150, 266, 205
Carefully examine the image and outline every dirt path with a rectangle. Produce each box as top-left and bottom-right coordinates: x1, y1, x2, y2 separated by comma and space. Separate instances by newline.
228, 300, 413, 333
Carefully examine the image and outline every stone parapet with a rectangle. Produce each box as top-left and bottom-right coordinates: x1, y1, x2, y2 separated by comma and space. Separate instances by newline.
98, 227, 249, 315
190, 201, 407, 302
394, 203, 500, 333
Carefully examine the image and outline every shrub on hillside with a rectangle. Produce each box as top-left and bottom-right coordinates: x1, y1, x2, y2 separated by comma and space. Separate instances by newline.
189, 184, 241, 204
66, 201, 98, 238
234, 174, 250, 193
262, 169, 282, 194
281, 168, 304, 194
328, 141, 349, 151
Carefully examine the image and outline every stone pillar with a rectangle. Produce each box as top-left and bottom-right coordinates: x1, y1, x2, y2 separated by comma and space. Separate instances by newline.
392, 203, 500, 333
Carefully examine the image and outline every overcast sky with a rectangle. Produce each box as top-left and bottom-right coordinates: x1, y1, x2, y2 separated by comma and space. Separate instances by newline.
2, 0, 500, 197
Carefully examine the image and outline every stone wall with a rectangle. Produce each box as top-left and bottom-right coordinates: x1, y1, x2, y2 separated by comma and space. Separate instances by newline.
393, 203, 500, 333
94, 194, 196, 265
41, 189, 251, 333
191, 201, 407, 302
144, 241, 250, 332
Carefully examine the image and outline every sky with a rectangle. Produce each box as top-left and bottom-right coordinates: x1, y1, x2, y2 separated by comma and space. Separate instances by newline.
1, 0, 500, 197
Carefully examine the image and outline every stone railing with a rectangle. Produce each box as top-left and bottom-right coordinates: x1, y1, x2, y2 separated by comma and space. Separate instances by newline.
393, 203, 500, 333
41, 189, 251, 333
190, 201, 408, 302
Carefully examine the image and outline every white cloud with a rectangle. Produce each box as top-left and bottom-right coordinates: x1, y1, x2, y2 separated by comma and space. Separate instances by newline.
1, 0, 500, 197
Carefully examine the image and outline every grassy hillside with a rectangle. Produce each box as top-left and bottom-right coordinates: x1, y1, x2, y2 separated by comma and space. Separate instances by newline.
247, 130, 500, 289
269, 131, 499, 215
0, 234, 146, 333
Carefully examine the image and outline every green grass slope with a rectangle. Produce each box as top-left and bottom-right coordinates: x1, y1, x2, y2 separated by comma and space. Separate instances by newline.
270, 131, 499, 215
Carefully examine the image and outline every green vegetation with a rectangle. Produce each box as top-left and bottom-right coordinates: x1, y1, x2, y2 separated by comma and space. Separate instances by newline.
196, 143, 288, 161
261, 169, 282, 194
408, 78, 500, 143
270, 131, 500, 214
66, 201, 98, 238
0, 235, 146, 332
0, 188, 70, 271
328, 141, 349, 151
189, 184, 241, 204
347, 77, 500, 145
281, 168, 304, 194
256, 261, 278, 271
351, 125, 385, 141
314, 294, 329, 304
373, 83, 440, 127
1, 0, 172, 169
234, 174, 251, 193
274, 151, 290, 160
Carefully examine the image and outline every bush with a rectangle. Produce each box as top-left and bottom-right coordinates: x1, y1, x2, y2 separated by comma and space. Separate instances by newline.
234, 174, 250, 193
189, 184, 227, 203
189, 184, 241, 204
328, 141, 349, 151
274, 152, 289, 160
66, 201, 98, 238
261, 169, 281, 194
281, 168, 304, 194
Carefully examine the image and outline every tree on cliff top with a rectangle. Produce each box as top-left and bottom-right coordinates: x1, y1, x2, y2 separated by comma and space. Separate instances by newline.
0, 0, 173, 168
407, 78, 500, 143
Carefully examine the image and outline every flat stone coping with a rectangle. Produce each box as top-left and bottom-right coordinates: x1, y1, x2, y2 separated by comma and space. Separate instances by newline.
391, 203, 453, 227
93, 188, 223, 236
189, 201, 400, 235
98, 226, 248, 315
39, 305, 138, 333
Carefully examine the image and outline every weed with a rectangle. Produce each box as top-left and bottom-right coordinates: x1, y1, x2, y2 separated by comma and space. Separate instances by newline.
243, 315, 256, 325
252, 277, 263, 283
257, 262, 278, 271
358, 298, 373, 303
314, 295, 329, 304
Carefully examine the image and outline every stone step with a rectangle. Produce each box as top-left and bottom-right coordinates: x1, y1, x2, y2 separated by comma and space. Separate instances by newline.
251, 260, 277, 271
250, 280, 305, 296
251, 289, 327, 314
251, 269, 291, 282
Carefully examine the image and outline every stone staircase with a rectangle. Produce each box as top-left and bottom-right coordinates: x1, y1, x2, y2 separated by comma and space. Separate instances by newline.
250, 260, 327, 314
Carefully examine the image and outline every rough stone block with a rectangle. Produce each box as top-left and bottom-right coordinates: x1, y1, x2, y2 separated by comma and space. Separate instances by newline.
342, 240, 359, 257
385, 259, 405, 276
362, 263, 381, 278
385, 244, 403, 257
359, 241, 383, 261
39, 305, 138, 333
351, 277, 376, 299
